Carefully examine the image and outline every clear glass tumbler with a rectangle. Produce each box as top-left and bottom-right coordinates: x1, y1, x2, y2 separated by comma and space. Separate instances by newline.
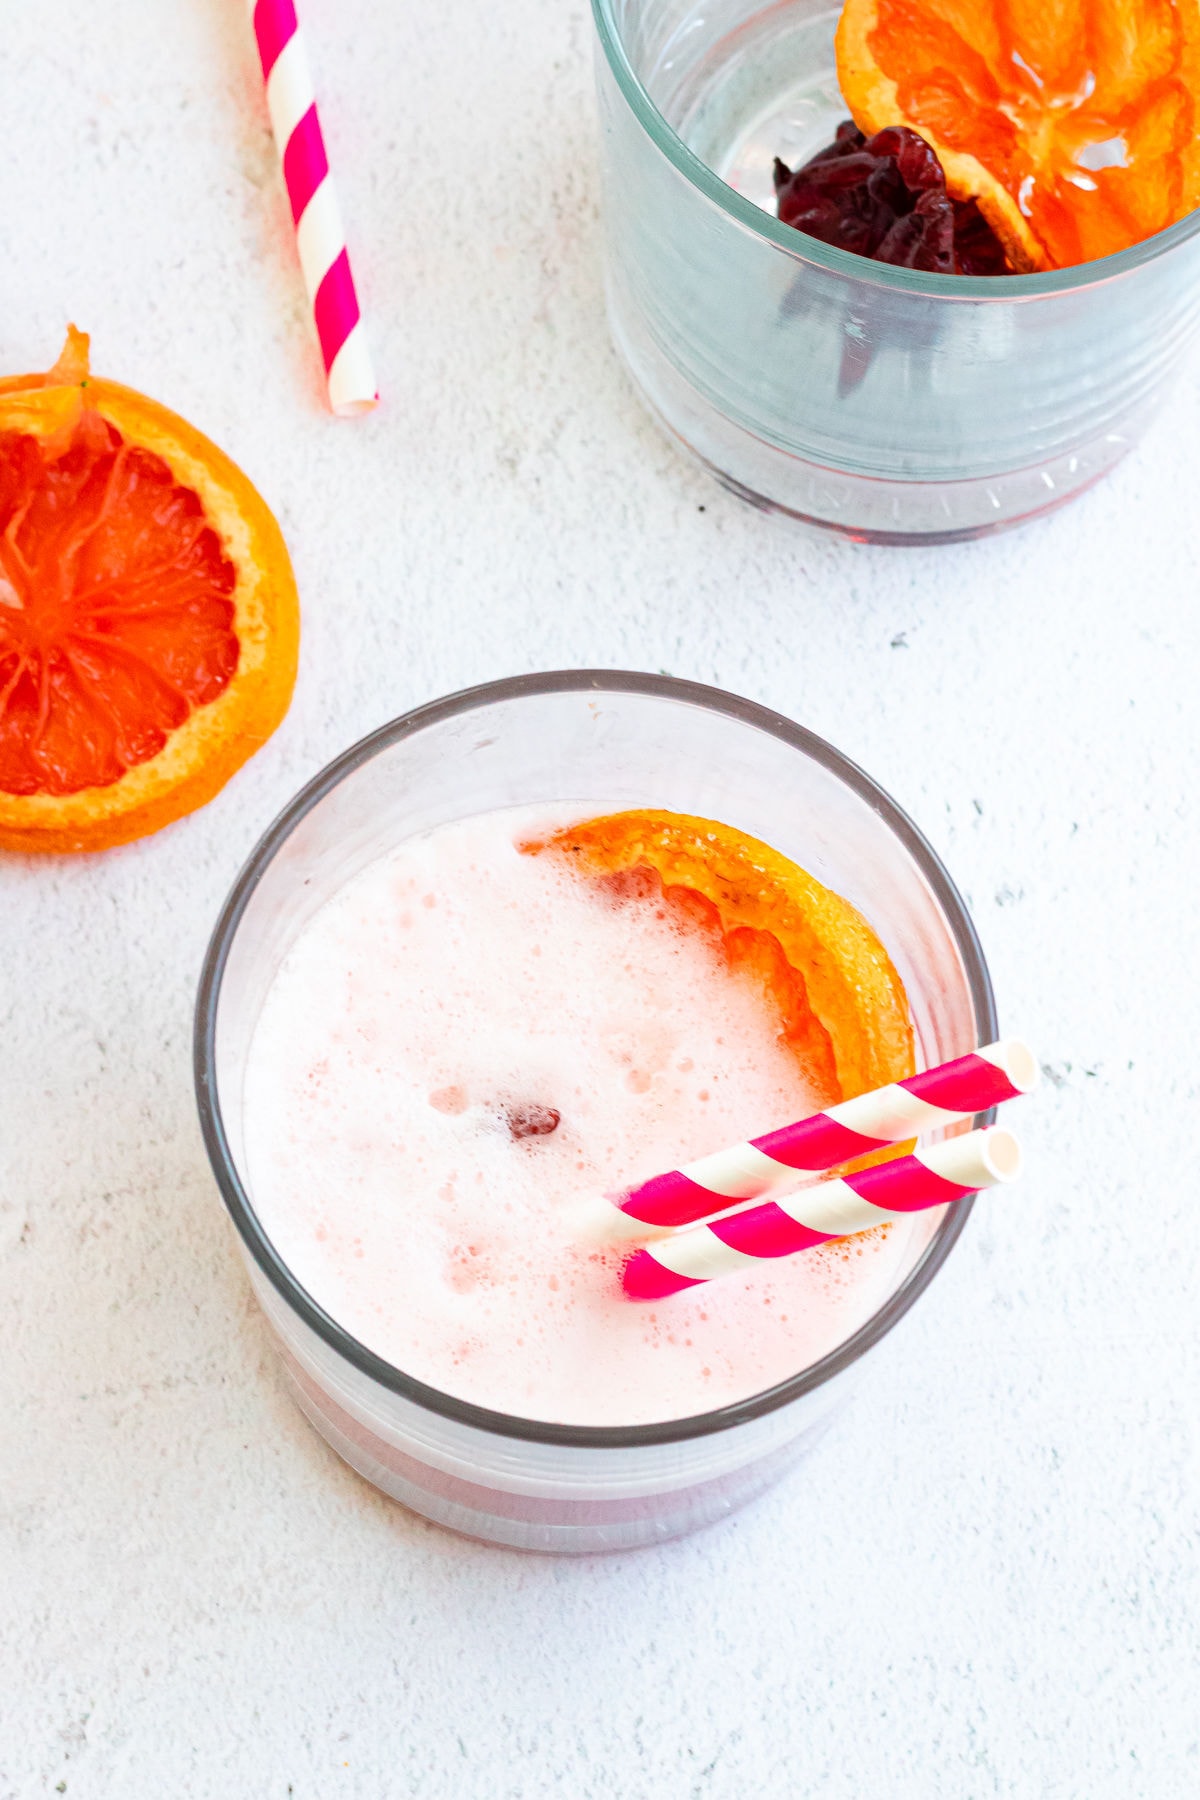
592, 0, 1200, 543
195, 672, 997, 1552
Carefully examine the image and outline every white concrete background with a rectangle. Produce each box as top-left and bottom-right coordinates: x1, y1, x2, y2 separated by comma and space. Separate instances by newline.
2, 1, 1198, 1794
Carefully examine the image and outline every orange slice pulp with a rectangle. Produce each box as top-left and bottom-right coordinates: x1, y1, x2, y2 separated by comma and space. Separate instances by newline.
836, 0, 1200, 270
521, 809, 915, 1107
0, 329, 299, 852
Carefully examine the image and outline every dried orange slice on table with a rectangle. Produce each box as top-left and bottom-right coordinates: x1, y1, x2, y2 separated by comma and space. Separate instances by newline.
522, 809, 915, 1106
836, 0, 1200, 269
0, 329, 298, 852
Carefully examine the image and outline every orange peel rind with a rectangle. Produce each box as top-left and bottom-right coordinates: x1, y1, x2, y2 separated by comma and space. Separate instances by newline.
521, 809, 916, 1104
836, 0, 1200, 271
0, 329, 299, 853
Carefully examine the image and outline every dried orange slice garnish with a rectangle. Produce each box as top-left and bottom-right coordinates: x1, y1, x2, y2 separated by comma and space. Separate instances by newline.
0, 329, 299, 853
836, 0, 1200, 270
521, 809, 914, 1103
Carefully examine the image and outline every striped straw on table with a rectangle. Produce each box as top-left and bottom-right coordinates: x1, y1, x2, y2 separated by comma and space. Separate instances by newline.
584, 1039, 1037, 1242
252, 0, 378, 415
622, 1126, 1022, 1301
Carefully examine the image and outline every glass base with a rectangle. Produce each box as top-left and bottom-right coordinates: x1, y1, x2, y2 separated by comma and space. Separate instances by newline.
282, 1346, 840, 1553
608, 287, 1143, 543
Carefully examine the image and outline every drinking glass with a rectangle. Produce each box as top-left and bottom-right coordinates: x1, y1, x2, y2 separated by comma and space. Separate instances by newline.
195, 672, 997, 1552
592, 0, 1200, 542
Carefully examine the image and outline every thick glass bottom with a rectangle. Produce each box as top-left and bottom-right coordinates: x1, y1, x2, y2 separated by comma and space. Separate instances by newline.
608, 291, 1146, 543
281, 1347, 841, 1553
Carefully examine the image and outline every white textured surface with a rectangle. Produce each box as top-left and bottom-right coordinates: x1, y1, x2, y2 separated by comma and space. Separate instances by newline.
2, 2, 1198, 1794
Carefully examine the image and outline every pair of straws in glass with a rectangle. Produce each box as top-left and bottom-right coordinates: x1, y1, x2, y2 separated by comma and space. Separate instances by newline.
578, 1042, 1038, 1302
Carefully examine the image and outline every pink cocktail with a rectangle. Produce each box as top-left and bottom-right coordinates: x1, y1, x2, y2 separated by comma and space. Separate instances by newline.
196, 672, 998, 1552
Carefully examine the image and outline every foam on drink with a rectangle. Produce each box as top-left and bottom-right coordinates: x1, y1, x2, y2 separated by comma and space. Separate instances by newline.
243, 806, 926, 1427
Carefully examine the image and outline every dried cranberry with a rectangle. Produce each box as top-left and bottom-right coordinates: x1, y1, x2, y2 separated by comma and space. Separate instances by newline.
506, 1104, 561, 1140
877, 190, 957, 274
773, 122, 1010, 276
951, 197, 1011, 277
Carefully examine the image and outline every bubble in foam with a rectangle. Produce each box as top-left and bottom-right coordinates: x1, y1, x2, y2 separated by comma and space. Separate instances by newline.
429, 1085, 468, 1115
506, 1103, 561, 1140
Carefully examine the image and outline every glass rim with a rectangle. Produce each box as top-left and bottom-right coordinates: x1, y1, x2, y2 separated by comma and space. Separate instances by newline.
194, 669, 997, 1450
590, 0, 1200, 300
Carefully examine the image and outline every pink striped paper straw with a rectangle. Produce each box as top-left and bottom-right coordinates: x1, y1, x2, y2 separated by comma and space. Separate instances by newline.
622, 1127, 1022, 1301
252, 0, 378, 415
586, 1039, 1036, 1242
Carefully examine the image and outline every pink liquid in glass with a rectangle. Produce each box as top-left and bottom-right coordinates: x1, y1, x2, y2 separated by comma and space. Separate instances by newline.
243, 807, 923, 1427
